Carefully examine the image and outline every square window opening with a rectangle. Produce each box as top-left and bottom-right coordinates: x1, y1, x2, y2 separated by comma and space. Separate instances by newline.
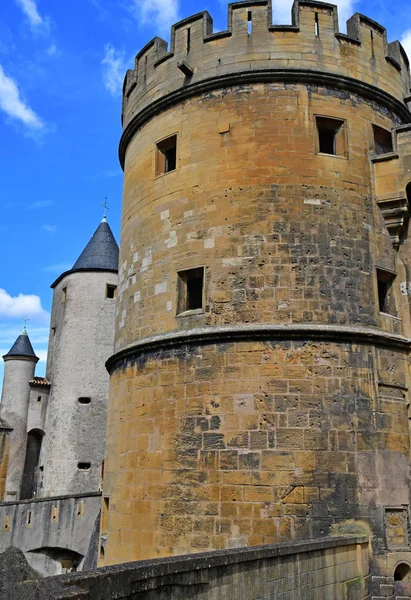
156, 135, 177, 176
373, 125, 393, 155
106, 284, 117, 299
316, 116, 346, 156
377, 269, 396, 314
177, 267, 204, 314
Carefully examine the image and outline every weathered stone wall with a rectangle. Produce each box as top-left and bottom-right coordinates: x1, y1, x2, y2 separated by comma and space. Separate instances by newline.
0, 429, 10, 500
5, 536, 370, 600
40, 270, 117, 497
0, 492, 101, 577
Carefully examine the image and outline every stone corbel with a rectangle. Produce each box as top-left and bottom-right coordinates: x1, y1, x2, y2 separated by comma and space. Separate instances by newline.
376, 195, 409, 249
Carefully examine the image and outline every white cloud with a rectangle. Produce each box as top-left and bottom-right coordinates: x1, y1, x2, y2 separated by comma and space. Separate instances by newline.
0, 64, 44, 130
272, 0, 358, 30
102, 44, 127, 95
42, 224, 56, 233
0, 289, 49, 322
29, 199, 52, 209
15, 0, 47, 31
128, 0, 179, 36
401, 30, 411, 62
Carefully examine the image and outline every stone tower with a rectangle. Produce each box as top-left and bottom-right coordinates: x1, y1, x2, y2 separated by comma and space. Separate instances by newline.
40, 218, 119, 497
101, 0, 411, 578
0, 329, 38, 501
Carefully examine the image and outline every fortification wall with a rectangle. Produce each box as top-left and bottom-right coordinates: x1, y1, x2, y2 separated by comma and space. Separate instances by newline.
5, 536, 370, 600
0, 492, 101, 577
121, 0, 411, 166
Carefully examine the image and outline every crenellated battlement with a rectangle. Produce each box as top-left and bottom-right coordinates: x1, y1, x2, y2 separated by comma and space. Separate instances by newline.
121, 0, 411, 161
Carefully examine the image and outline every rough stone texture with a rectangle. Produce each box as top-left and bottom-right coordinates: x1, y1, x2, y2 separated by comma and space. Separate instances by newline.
0, 493, 101, 577
40, 270, 117, 497
102, 0, 411, 591
0, 547, 41, 596
0, 356, 37, 501
5, 536, 370, 600
0, 430, 10, 500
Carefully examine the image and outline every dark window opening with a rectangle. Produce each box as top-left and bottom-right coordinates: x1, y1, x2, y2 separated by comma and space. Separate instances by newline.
370, 30, 375, 58
156, 135, 177, 176
248, 11, 252, 35
78, 462, 91, 471
21, 429, 43, 500
373, 125, 393, 154
104, 497, 110, 511
26, 511, 32, 526
62, 287, 67, 303
315, 12, 319, 37
186, 27, 191, 53
100, 545, 105, 559
316, 116, 346, 156
37, 396, 41, 402
144, 55, 148, 84
394, 563, 411, 581
78, 397, 91, 405
106, 284, 117, 299
177, 267, 204, 314
377, 269, 396, 314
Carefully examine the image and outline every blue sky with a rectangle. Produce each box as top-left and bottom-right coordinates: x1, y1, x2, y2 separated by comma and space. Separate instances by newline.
0, 0, 410, 388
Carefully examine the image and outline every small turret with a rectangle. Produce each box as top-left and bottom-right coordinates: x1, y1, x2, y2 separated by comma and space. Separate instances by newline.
40, 218, 119, 497
0, 328, 39, 501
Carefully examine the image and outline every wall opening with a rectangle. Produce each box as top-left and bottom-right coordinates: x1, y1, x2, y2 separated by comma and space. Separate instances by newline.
106, 284, 117, 299
186, 27, 191, 53
248, 11, 252, 35
156, 135, 177, 176
373, 125, 393, 154
316, 117, 346, 156
377, 268, 396, 314
78, 397, 91, 405
61, 287, 67, 303
26, 511, 32, 526
21, 429, 44, 500
394, 563, 411, 581
77, 462, 91, 471
177, 267, 204, 314
37, 396, 41, 402
315, 12, 319, 37
370, 30, 375, 58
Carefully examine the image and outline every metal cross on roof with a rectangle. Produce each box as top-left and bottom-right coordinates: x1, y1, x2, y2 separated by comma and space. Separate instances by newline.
23, 316, 30, 331
102, 198, 109, 220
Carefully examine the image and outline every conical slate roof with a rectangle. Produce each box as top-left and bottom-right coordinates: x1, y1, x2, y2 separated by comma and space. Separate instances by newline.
72, 219, 119, 271
3, 329, 39, 361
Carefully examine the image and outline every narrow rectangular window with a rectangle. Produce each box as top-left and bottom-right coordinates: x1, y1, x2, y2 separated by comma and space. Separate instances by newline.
106, 284, 117, 299
248, 11, 252, 35
156, 134, 177, 176
316, 116, 346, 157
370, 30, 375, 58
377, 269, 396, 314
315, 12, 319, 37
373, 125, 393, 154
186, 27, 191, 53
62, 287, 67, 303
177, 267, 204, 314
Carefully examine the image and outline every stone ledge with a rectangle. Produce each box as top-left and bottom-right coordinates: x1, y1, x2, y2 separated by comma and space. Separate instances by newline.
0, 491, 102, 508
107, 323, 411, 373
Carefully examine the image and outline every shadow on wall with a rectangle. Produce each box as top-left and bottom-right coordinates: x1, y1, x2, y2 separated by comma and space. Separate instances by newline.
27, 546, 83, 577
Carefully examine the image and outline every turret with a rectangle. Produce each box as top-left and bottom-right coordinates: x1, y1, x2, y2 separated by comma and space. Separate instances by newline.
0, 329, 39, 501
40, 218, 119, 497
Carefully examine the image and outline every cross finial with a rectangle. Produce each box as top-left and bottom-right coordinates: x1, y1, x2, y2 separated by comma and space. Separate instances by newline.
23, 316, 29, 332
102, 198, 109, 221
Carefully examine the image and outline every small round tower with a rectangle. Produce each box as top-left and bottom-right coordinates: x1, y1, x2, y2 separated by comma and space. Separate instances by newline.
40, 218, 119, 497
0, 329, 39, 501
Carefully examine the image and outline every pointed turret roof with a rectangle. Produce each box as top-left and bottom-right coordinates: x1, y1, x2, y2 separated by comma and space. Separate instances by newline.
3, 328, 39, 362
72, 219, 119, 271
51, 218, 119, 288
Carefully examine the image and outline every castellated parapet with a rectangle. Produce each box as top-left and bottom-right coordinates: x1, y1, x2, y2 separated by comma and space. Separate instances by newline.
102, 0, 411, 587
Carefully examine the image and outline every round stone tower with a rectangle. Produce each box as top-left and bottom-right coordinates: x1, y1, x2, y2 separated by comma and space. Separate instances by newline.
0, 329, 38, 501
102, 0, 411, 572
40, 218, 119, 497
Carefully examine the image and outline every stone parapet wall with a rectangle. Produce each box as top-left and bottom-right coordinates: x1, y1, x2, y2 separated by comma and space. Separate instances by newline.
6, 536, 370, 600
